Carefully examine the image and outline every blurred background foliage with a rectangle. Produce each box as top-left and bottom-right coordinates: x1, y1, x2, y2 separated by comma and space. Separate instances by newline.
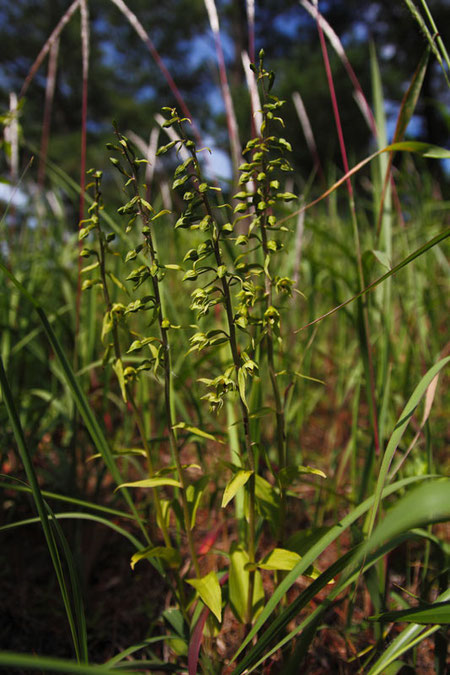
1, 0, 449, 202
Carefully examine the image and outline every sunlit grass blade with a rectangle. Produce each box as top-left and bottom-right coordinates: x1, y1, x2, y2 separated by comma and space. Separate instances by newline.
278, 141, 450, 229
231, 474, 435, 664
233, 479, 450, 672
0, 512, 145, 550
402, 0, 450, 86
376, 48, 429, 237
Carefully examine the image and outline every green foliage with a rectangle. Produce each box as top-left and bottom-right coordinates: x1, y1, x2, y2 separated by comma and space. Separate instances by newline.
1, 8, 449, 674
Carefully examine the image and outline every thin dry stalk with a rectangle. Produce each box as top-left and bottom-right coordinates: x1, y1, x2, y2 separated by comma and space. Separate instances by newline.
204, 0, 242, 177
292, 91, 324, 182
242, 50, 262, 136
314, 7, 380, 455
7, 93, 19, 184
300, 0, 376, 134
292, 208, 305, 286
301, 0, 402, 222
109, 0, 202, 146
19, 0, 81, 100
38, 38, 59, 188
246, 0, 255, 63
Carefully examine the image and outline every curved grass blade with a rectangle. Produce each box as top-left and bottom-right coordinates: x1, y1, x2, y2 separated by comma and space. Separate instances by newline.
0, 478, 136, 520
0, 512, 145, 551
297, 227, 450, 332
234, 479, 450, 673
0, 261, 150, 545
231, 474, 436, 663
376, 48, 429, 237
366, 356, 450, 538
0, 357, 87, 662
370, 602, 450, 625
278, 141, 450, 230
367, 589, 450, 675
0, 651, 137, 673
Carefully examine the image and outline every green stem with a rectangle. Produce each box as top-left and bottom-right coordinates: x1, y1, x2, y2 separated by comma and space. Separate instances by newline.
182, 130, 257, 622
116, 147, 201, 579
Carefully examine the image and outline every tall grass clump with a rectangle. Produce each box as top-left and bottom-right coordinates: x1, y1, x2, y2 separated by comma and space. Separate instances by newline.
1, 1, 449, 673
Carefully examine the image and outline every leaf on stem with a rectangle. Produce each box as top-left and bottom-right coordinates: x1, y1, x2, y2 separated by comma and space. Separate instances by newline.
187, 571, 222, 622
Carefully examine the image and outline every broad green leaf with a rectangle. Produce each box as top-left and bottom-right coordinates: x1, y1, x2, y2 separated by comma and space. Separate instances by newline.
222, 470, 253, 508
131, 546, 181, 570
256, 548, 301, 571
369, 602, 450, 625
229, 547, 264, 623
230, 475, 440, 667
233, 479, 450, 674
173, 422, 223, 443
371, 249, 391, 270
187, 571, 222, 622
255, 475, 280, 530
278, 465, 326, 488
237, 368, 248, 409
186, 476, 209, 528
116, 477, 182, 491
112, 358, 127, 402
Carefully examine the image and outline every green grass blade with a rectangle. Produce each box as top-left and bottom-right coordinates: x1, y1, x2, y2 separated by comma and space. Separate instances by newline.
0, 478, 136, 520
0, 512, 145, 551
0, 260, 151, 545
231, 474, 436, 663
0, 356, 86, 662
298, 227, 450, 331
235, 479, 450, 672
418, 0, 450, 71
367, 589, 450, 675
366, 356, 450, 538
0, 651, 137, 674
370, 602, 450, 625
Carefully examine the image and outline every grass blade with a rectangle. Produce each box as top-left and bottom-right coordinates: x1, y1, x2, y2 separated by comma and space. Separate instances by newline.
366, 355, 450, 538
0, 261, 151, 545
367, 589, 450, 675
0, 356, 87, 662
0, 651, 137, 674
231, 474, 436, 663
234, 479, 450, 672
296, 227, 450, 332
